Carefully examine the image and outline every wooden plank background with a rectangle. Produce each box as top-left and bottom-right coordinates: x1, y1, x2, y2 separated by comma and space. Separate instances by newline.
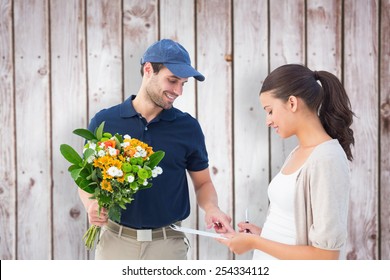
0, 0, 388, 260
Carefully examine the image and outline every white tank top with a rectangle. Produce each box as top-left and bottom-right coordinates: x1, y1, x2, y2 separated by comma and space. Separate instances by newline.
252, 167, 301, 260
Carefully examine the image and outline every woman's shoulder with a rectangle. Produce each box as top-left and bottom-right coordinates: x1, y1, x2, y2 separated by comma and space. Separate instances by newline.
312, 139, 346, 158
304, 139, 348, 169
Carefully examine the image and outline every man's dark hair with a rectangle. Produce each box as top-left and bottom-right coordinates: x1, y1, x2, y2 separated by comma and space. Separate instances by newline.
140, 62, 165, 76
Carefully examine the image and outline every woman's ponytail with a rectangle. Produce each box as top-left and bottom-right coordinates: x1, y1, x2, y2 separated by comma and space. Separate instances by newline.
316, 71, 355, 161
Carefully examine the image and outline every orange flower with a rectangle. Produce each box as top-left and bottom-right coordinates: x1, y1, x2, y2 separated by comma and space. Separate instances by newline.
102, 139, 116, 149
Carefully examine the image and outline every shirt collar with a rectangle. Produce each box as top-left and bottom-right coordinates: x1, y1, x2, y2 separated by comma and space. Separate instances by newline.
120, 95, 176, 121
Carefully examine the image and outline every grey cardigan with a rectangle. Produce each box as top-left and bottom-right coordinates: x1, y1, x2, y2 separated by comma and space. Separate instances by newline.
294, 139, 350, 251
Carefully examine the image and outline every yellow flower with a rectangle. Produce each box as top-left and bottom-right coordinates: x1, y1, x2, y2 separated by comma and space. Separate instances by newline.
94, 155, 112, 169
111, 159, 122, 169
101, 179, 113, 192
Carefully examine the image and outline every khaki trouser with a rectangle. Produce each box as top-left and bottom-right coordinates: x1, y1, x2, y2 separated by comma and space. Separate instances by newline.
95, 224, 189, 260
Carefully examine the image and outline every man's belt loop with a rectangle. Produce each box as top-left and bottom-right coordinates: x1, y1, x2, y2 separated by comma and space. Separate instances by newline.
162, 227, 167, 240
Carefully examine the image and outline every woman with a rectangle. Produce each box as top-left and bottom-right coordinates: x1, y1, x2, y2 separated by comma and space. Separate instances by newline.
219, 64, 355, 259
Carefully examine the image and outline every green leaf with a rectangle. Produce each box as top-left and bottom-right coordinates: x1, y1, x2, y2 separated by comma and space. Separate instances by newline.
108, 206, 121, 223
60, 144, 82, 165
98, 193, 111, 204
68, 164, 79, 172
122, 197, 134, 204
70, 168, 83, 181
139, 183, 152, 190
83, 148, 95, 161
88, 169, 98, 182
73, 128, 96, 140
75, 177, 96, 193
113, 134, 122, 149
95, 121, 105, 140
114, 133, 123, 143
148, 151, 165, 169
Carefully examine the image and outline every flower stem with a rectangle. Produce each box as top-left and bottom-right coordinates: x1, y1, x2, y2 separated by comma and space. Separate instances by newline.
82, 225, 101, 250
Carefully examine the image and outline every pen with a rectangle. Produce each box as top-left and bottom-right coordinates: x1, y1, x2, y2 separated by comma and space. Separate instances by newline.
245, 208, 250, 233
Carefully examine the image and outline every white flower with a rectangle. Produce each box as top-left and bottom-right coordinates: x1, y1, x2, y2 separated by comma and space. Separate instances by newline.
152, 166, 163, 177
127, 175, 135, 183
139, 150, 147, 157
143, 179, 148, 186
134, 146, 147, 157
123, 134, 131, 139
121, 142, 130, 148
89, 142, 97, 150
87, 155, 95, 164
108, 147, 117, 156
97, 150, 106, 157
107, 166, 122, 177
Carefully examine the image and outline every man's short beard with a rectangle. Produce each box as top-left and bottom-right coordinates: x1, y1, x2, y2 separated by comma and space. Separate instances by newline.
146, 88, 172, 110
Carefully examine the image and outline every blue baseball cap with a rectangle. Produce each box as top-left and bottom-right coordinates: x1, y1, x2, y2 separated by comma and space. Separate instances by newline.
140, 39, 205, 81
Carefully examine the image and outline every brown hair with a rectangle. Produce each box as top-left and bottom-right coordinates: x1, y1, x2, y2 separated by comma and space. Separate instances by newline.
140, 62, 165, 76
260, 64, 355, 161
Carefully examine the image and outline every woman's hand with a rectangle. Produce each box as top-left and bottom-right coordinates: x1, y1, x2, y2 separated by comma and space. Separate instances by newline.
218, 232, 259, 255
237, 221, 262, 235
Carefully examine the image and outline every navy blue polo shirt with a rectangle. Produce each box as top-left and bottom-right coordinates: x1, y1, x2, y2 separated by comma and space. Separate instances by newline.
88, 95, 209, 229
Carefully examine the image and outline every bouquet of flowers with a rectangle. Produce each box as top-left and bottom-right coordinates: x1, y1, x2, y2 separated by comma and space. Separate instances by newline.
60, 121, 165, 249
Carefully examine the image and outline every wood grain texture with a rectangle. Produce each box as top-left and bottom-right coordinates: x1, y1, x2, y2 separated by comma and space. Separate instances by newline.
123, 0, 157, 98
0, 0, 16, 260
233, 0, 270, 260
2, 0, 388, 260
196, 0, 233, 260
14, 0, 51, 259
380, 0, 390, 260
344, 0, 379, 260
87, 0, 123, 118
50, 0, 88, 259
307, 0, 342, 76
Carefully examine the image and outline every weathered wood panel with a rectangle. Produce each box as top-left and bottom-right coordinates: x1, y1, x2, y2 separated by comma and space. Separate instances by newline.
87, 0, 123, 118
50, 0, 87, 259
380, 0, 390, 260
160, 0, 196, 116
123, 0, 157, 98
269, 0, 304, 177
14, 0, 51, 259
159, 0, 198, 260
233, 0, 269, 260
344, 0, 379, 260
0, 0, 16, 260
307, 0, 342, 75
196, 0, 233, 260
1, 0, 388, 260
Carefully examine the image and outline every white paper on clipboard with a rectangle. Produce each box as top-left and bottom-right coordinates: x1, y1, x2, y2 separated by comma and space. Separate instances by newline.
170, 224, 227, 240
